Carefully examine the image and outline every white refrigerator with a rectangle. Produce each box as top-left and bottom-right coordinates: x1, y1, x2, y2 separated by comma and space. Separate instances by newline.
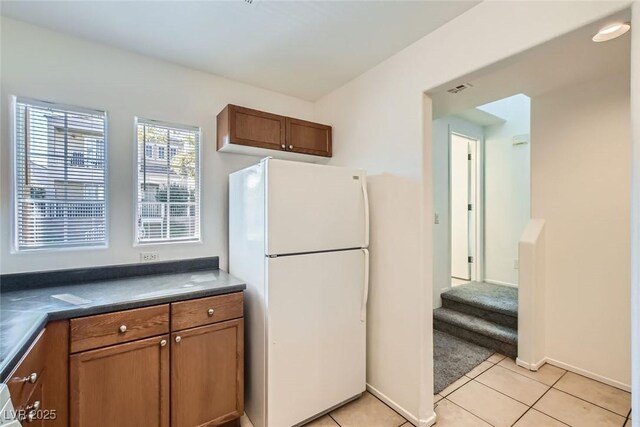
229, 158, 369, 427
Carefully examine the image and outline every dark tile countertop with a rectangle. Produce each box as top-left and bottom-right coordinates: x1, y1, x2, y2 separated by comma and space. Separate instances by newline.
0, 267, 245, 381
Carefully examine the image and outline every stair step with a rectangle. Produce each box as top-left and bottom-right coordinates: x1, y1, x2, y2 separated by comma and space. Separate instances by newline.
441, 282, 518, 317
433, 308, 518, 358
442, 298, 517, 329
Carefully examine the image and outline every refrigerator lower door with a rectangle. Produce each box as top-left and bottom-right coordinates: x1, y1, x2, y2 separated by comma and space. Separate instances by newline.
265, 158, 368, 256
266, 250, 367, 427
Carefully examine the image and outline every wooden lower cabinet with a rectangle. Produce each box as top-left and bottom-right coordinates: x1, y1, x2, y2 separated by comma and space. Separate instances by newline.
5, 320, 69, 426
171, 319, 244, 427
70, 334, 170, 427
68, 293, 244, 427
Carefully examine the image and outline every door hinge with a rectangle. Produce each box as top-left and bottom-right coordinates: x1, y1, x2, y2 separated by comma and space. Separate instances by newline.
468, 204, 472, 211
468, 153, 472, 160
468, 256, 474, 263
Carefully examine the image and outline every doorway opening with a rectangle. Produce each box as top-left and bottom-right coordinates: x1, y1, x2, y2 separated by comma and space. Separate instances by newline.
432, 94, 529, 395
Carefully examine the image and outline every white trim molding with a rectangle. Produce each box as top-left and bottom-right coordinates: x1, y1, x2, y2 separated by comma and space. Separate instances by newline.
484, 279, 518, 288
516, 357, 631, 393
366, 383, 425, 426
516, 357, 546, 372
545, 358, 631, 393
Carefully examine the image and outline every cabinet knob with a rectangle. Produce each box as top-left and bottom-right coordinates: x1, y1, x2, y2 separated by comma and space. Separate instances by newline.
160, 339, 167, 347
281, 144, 285, 149
26, 401, 41, 412
207, 308, 215, 317
175, 336, 181, 343
119, 325, 127, 333
17, 372, 37, 384
288, 145, 293, 149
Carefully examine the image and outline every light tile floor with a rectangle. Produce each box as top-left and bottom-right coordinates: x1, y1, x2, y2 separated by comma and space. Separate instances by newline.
436, 353, 632, 427
240, 353, 632, 427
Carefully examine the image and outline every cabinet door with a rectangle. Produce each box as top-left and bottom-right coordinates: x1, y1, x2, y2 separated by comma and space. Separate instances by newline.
70, 335, 169, 427
226, 105, 285, 151
171, 319, 244, 427
286, 117, 332, 157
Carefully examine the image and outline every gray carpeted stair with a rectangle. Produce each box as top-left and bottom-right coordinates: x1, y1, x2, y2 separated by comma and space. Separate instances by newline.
434, 282, 518, 358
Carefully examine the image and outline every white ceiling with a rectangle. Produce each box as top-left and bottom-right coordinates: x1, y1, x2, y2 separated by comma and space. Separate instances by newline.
0, 0, 478, 101
428, 9, 632, 119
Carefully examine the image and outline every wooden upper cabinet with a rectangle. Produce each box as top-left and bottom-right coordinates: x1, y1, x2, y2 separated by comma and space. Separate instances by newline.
70, 335, 170, 427
218, 105, 285, 151
171, 319, 244, 427
286, 117, 332, 157
217, 104, 332, 158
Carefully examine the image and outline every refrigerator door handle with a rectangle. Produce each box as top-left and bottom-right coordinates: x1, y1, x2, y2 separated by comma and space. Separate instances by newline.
361, 172, 370, 248
361, 248, 370, 322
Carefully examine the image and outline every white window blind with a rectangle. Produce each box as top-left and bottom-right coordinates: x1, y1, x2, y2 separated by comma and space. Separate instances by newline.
136, 118, 200, 244
14, 98, 107, 251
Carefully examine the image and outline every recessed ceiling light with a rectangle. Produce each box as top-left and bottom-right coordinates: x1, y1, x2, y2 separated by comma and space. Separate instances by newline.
592, 22, 631, 42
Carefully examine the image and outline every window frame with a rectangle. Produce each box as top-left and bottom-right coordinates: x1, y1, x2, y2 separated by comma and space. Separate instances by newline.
133, 117, 202, 246
11, 96, 109, 253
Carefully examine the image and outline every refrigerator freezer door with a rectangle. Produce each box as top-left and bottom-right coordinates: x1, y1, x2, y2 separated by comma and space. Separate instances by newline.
265, 159, 367, 255
266, 250, 366, 427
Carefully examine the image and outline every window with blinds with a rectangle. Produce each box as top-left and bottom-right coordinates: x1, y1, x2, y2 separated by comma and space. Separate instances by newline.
14, 98, 107, 251
136, 118, 200, 244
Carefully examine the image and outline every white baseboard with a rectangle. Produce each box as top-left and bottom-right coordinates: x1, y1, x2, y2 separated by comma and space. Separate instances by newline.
543, 357, 631, 392
484, 279, 518, 288
516, 357, 546, 371
366, 384, 423, 426
516, 356, 631, 392
420, 411, 437, 427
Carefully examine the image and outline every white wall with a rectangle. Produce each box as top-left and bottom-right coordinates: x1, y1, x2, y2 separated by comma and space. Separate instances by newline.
432, 116, 483, 307
630, 1, 640, 421
531, 71, 631, 388
365, 174, 422, 424
481, 94, 531, 286
314, 2, 630, 424
0, 17, 315, 274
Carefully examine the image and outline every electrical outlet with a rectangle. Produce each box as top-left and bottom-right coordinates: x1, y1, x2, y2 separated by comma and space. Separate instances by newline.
140, 252, 159, 263
514, 259, 519, 270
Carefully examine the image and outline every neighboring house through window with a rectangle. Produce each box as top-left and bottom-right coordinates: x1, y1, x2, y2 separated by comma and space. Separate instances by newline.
136, 118, 200, 243
13, 97, 107, 250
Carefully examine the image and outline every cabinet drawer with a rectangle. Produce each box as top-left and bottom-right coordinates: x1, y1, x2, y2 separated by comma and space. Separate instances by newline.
7, 330, 46, 408
70, 305, 169, 353
171, 293, 243, 331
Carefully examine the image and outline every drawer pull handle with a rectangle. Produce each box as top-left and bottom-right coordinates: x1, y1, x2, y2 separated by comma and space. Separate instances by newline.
119, 325, 127, 333
17, 372, 38, 384
175, 336, 181, 343
207, 308, 215, 316
160, 339, 167, 347
25, 401, 41, 412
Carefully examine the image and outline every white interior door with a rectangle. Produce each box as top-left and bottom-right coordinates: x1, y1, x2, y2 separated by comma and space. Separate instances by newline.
266, 159, 367, 256
266, 250, 366, 427
451, 134, 471, 280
